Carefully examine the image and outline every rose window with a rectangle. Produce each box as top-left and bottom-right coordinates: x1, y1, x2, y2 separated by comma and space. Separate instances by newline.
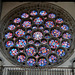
0, 3, 75, 67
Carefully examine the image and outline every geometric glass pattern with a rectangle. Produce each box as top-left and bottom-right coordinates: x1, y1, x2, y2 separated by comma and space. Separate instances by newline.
0, 3, 74, 67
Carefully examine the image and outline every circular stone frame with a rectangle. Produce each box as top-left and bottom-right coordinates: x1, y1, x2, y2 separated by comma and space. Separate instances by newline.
0, 2, 75, 67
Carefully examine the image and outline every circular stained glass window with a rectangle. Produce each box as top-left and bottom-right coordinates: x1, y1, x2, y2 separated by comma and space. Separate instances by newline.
0, 2, 75, 67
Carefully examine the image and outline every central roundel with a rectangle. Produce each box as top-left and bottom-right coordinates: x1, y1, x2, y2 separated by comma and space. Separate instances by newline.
33, 31, 43, 40
0, 3, 74, 67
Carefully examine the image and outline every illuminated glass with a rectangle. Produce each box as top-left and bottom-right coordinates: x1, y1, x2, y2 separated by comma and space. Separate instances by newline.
33, 31, 43, 40
57, 49, 65, 56
26, 46, 36, 56
51, 29, 61, 37
10, 48, 18, 56
56, 18, 63, 24
34, 17, 43, 25
5, 32, 13, 39
49, 55, 57, 63
45, 21, 54, 28
5, 41, 14, 47
49, 40, 59, 49
17, 54, 26, 62
15, 29, 25, 37
16, 39, 26, 48
30, 10, 38, 16
27, 58, 36, 66
38, 58, 47, 66
22, 21, 31, 28
21, 13, 29, 18
63, 33, 71, 39
40, 11, 47, 16
48, 13, 56, 18
14, 18, 21, 23
39, 47, 49, 56
8, 24, 16, 30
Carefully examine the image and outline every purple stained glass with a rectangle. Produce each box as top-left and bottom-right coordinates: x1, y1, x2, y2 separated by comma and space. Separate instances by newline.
49, 55, 57, 63
56, 18, 63, 24
38, 58, 47, 66
35, 55, 39, 59
10, 48, 18, 56
21, 13, 29, 18
16, 39, 26, 48
22, 21, 31, 28
13, 37, 16, 41
63, 33, 71, 39
14, 18, 21, 23
27, 29, 32, 33
15, 29, 25, 37
30, 10, 38, 16
48, 13, 56, 18
41, 39, 47, 44
51, 29, 61, 37
39, 25, 44, 29
17, 55, 26, 62
8, 24, 16, 30
25, 34, 31, 39
40, 11, 47, 16
61, 25, 69, 30
27, 58, 36, 66
62, 41, 70, 48
45, 34, 50, 39
34, 41, 40, 46
5, 41, 14, 47
33, 17, 43, 25
39, 47, 49, 56
28, 39, 34, 44
5, 32, 13, 39
26, 46, 36, 56
45, 21, 54, 28
32, 25, 37, 29
49, 40, 59, 49
33, 31, 43, 40
57, 49, 65, 57
44, 29, 49, 33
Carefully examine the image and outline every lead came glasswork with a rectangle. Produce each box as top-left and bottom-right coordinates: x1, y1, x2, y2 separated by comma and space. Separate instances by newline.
39, 47, 49, 56
48, 13, 56, 18
15, 29, 25, 37
10, 48, 18, 56
62, 41, 70, 48
45, 21, 54, 28
61, 24, 69, 30
33, 31, 43, 40
49, 39, 59, 49
30, 10, 38, 16
40, 10, 47, 16
16, 39, 26, 48
63, 33, 71, 39
8, 24, 16, 30
22, 21, 31, 28
33, 17, 43, 25
17, 54, 26, 62
5, 32, 13, 39
5, 41, 14, 47
14, 18, 21, 23
1, 3, 74, 67
56, 18, 63, 24
38, 58, 47, 66
27, 58, 36, 66
21, 13, 29, 18
57, 49, 65, 57
26, 46, 36, 56
49, 55, 57, 63
51, 29, 61, 37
